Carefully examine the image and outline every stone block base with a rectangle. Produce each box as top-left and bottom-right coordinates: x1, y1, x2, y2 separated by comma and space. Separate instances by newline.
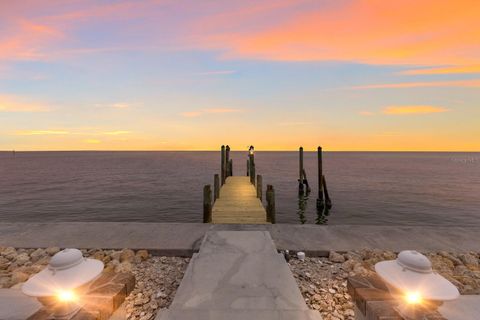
27, 272, 135, 320
348, 274, 447, 320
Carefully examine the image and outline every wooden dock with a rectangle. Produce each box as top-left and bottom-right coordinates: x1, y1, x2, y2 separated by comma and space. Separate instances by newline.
212, 176, 269, 224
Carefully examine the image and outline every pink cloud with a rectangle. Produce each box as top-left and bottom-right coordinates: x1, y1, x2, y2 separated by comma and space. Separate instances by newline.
1, 0, 479, 68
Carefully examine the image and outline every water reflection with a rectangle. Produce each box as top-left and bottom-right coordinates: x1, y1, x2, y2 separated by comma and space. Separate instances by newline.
297, 192, 308, 224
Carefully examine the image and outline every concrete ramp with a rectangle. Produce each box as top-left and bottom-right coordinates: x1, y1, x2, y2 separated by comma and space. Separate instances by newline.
157, 231, 321, 320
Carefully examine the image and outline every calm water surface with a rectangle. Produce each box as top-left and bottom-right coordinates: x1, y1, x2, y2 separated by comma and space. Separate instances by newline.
0, 151, 479, 225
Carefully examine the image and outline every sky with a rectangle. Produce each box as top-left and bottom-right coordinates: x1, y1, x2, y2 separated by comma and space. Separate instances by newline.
0, 0, 479, 151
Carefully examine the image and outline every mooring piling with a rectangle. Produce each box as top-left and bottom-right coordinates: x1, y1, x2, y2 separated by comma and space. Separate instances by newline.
225, 145, 231, 177
203, 185, 212, 223
214, 174, 220, 201
323, 175, 332, 211
256, 174, 263, 201
316, 146, 325, 211
299, 147, 304, 193
266, 184, 276, 224
248, 146, 255, 185
221, 145, 226, 185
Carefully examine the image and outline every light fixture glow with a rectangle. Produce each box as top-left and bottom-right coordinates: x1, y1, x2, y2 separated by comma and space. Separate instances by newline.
57, 290, 76, 302
405, 292, 422, 305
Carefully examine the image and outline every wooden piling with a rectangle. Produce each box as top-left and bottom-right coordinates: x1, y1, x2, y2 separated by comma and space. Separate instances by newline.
249, 152, 255, 185
316, 146, 325, 211
225, 145, 231, 177
322, 175, 332, 210
256, 175, 263, 201
214, 174, 220, 201
250, 159, 256, 185
221, 145, 226, 185
266, 185, 276, 224
302, 168, 311, 193
203, 185, 212, 223
299, 147, 304, 193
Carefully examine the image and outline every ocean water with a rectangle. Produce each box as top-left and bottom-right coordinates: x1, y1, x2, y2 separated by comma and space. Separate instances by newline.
0, 151, 479, 225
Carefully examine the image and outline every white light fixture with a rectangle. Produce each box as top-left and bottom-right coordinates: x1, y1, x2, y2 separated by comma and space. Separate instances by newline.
375, 250, 459, 320
22, 248, 104, 319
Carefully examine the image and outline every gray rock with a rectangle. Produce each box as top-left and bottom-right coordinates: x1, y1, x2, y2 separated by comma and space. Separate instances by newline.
29, 248, 46, 263
459, 254, 479, 268
120, 249, 135, 263
329, 251, 345, 263
15, 253, 30, 266
46, 247, 60, 255
11, 271, 29, 285
0, 257, 9, 270
1, 247, 16, 257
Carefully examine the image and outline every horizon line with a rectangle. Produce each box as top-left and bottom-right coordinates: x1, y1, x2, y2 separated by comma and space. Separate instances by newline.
1, 149, 479, 153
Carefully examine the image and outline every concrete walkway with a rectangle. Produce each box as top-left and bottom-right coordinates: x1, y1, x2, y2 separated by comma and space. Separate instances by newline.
439, 295, 480, 320
1, 223, 480, 255
156, 231, 321, 320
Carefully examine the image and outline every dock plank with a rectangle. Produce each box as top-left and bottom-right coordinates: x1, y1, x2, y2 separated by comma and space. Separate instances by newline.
212, 176, 269, 224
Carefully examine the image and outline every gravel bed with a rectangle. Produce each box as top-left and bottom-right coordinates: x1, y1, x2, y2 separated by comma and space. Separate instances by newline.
2, 247, 479, 320
289, 249, 480, 320
0, 247, 189, 320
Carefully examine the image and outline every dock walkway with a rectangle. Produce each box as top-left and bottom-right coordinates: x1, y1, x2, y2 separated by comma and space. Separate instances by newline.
212, 176, 268, 224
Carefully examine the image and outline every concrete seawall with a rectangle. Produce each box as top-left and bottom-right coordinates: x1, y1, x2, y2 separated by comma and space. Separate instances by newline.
0, 222, 479, 256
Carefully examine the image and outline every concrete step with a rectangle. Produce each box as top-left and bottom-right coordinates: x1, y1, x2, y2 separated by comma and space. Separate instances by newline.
157, 309, 322, 320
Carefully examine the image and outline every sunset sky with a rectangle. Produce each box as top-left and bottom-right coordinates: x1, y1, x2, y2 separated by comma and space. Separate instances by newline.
1, 0, 479, 151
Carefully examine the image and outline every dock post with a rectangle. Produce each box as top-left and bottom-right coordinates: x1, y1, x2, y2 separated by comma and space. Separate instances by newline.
226, 145, 231, 177
203, 185, 212, 223
256, 175, 263, 201
316, 146, 325, 212
221, 145, 226, 185
250, 163, 256, 185
323, 175, 332, 211
266, 185, 276, 224
249, 146, 255, 185
214, 174, 220, 201
299, 147, 304, 193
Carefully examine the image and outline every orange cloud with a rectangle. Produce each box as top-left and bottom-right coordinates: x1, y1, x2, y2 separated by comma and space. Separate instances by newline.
383, 106, 449, 115
0, 95, 50, 112
199, 0, 480, 66
103, 131, 131, 135
14, 130, 69, 135
400, 65, 480, 75
351, 79, 480, 89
